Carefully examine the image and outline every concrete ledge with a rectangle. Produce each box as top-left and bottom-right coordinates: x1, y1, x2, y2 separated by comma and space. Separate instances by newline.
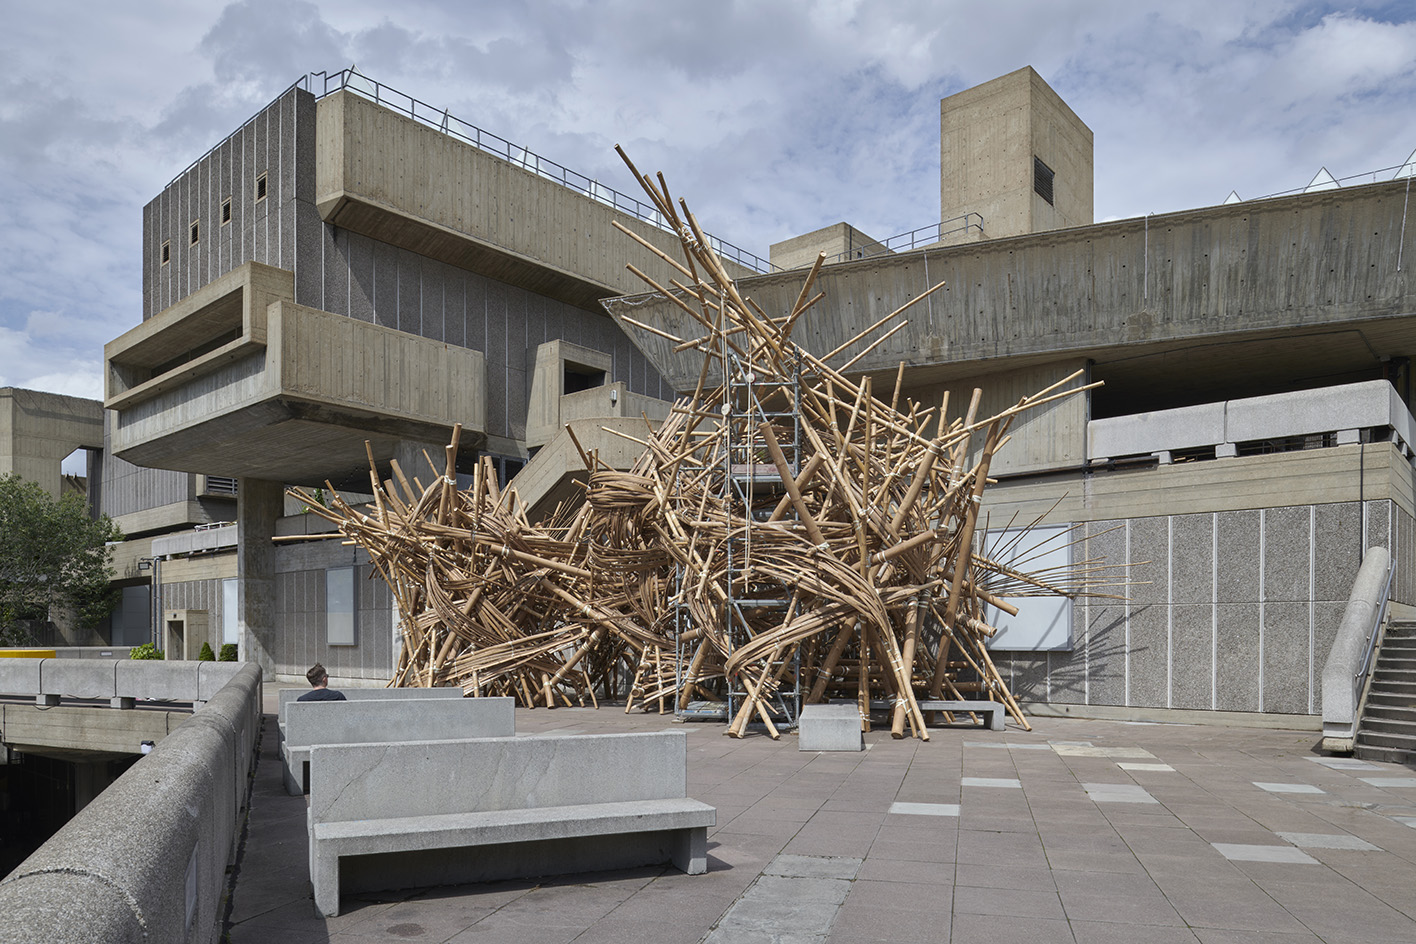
799, 705, 862, 751
1024, 701, 1322, 730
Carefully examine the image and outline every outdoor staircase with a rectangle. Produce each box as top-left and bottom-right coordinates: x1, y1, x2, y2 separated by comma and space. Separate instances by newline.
1356, 620, 1416, 763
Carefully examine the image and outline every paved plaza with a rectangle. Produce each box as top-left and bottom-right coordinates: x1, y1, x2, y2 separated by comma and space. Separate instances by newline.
228, 691, 1416, 943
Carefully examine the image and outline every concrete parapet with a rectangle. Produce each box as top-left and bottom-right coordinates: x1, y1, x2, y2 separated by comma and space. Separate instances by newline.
38, 659, 118, 701
197, 661, 245, 702
116, 659, 203, 701
1088, 402, 1226, 462
0, 659, 42, 696
1321, 546, 1393, 750
0, 663, 262, 944
1089, 381, 1416, 465
798, 705, 863, 751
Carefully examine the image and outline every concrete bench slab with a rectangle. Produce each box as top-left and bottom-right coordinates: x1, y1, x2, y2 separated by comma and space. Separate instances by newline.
799, 704, 862, 751
281, 696, 514, 795
866, 698, 1007, 730
277, 685, 465, 728
308, 731, 714, 917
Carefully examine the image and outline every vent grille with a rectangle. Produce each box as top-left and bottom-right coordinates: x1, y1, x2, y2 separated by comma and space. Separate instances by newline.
221, 198, 231, 225
190, 220, 200, 245
1034, 156, 1055, 206
161, 241, 170, 265
203, 475, 239, 497
255, 173, 267, 202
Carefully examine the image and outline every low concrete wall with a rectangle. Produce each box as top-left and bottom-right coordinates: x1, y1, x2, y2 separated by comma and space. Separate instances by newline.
0, 663, 262, 944
0, 658, 243, 704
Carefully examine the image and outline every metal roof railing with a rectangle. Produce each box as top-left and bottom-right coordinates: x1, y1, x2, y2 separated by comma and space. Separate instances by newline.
813, 213, 986, 266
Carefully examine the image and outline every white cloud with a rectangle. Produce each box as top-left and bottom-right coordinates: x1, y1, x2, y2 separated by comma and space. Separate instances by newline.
2, 0, 1415, 403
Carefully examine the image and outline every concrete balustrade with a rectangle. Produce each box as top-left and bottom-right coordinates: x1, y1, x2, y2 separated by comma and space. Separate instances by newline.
0, 658, 244, 709
0, 662, 262, 944
1088, 380, 1416, 464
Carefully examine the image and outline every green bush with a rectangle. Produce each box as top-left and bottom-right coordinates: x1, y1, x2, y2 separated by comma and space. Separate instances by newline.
129, 642, 164, 660
218, 643, 238, 662
198, 641, 215, 661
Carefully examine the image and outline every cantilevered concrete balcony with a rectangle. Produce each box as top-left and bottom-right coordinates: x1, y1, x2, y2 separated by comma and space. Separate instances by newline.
313, 90, 757, 312
105, 261, 486, 485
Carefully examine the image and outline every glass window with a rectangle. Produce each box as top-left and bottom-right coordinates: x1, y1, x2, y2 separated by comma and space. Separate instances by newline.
327, 567, 356, 646
222, 578, 238, 645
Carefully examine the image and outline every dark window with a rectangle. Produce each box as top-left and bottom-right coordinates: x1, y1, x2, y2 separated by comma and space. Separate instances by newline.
255, 173, 267, 202
1034, 157, 1055, 206
564, 364, 606, 394
190, 220, 200, 245
161, 241, 170, 265
221, 198, 232, 225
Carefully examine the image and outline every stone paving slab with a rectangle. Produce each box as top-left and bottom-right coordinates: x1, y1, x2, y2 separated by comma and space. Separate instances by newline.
225, 689, 1416, 942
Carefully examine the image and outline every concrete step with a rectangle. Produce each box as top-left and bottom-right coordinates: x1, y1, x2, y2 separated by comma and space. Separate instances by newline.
1359, 717, 1416, 737
1365, 691, 1416, 707
1355, 741, 1416, 764
1363, 704, 1416, 722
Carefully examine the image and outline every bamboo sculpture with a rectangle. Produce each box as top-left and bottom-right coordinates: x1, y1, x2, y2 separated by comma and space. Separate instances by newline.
287, 152, 1122, 738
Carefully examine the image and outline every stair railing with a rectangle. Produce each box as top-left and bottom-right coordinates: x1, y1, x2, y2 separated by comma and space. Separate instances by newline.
1321, 546, 1395, 752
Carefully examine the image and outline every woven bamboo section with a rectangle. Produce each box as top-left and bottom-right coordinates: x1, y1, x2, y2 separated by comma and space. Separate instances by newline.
288, 154, 1122, 738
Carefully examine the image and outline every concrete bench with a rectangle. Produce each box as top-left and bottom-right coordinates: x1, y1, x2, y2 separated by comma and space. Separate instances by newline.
868, 698, 1007, 731
798, 704, 862, 751
281, 696, 514, 795
276, 685, 464, 740
307, 731, 715, 917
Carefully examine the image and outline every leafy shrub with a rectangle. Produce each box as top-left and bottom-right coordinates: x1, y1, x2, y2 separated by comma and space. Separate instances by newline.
218, 643, 238, 662
198, 641, 215, 661
129, 642, 164, 660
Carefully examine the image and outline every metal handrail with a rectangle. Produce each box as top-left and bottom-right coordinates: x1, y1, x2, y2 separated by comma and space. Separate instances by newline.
811, 213, 986, 267
164, 69, 777, 274
1237, 159, 1416, 204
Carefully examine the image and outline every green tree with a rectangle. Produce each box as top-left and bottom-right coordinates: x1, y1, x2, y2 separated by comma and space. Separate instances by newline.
0, 474, 123, 642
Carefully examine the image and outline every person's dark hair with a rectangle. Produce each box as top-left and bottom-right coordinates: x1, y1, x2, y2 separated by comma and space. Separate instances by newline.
306, 663, 329, 687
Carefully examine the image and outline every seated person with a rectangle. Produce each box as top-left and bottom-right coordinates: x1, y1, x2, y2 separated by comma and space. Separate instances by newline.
297, 662, 346, 701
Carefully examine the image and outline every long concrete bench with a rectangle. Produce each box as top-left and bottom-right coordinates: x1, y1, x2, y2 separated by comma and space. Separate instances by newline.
308, 731, 715, 917
868, 698, 1007, 731
281, 696, 514, 795
276, 685, 464, 740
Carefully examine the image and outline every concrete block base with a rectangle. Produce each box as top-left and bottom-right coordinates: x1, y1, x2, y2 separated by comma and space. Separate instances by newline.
798, 705, 862, 751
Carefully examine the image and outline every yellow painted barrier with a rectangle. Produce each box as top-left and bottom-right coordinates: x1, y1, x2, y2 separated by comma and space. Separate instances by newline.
0, 649, 56, 659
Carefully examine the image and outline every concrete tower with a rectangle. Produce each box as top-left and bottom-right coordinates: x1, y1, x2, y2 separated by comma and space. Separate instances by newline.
940, 65, 1094, 239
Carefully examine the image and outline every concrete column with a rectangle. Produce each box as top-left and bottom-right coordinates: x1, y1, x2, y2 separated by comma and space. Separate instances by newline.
238, 477, 283, 680
392, 439, 446, 487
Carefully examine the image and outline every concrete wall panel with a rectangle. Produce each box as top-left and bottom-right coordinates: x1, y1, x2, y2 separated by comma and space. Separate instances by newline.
1127, 602, 1167, 707
1169, 604, 1213, 710
1215, 603, 1260, 712
1262, 601, 1311, 714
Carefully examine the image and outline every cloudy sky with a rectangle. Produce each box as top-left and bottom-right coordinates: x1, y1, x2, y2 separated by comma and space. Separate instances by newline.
3, 0, 1415, 403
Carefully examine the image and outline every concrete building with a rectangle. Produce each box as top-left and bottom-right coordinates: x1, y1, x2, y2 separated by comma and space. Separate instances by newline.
615, 67, 1416, 727
99, 70, 764, 683
90, 63, 1416, 733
